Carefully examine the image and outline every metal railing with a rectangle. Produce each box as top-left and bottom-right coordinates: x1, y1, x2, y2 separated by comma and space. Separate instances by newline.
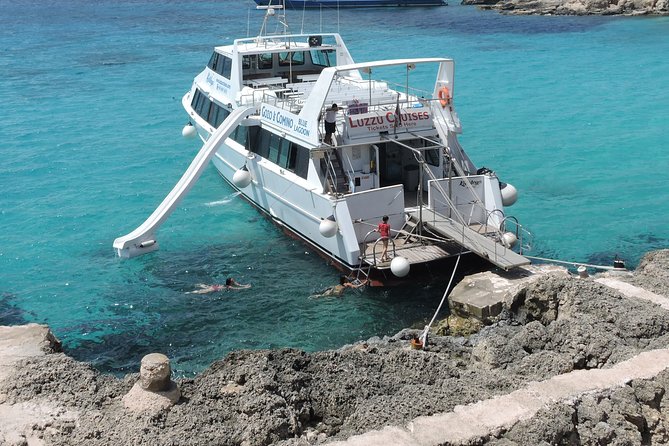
360, 229, 397, 266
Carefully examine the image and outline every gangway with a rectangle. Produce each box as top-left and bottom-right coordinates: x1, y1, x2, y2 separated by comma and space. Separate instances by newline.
410, 208, 530, 270
113, 106, 256, 258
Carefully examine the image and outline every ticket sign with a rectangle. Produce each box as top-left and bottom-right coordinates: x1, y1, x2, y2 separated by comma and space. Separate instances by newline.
346, 108, 433, 138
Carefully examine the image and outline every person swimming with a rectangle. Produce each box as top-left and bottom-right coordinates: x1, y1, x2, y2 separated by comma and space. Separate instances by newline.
310, 276, 367, 298
186, 277, 251, 294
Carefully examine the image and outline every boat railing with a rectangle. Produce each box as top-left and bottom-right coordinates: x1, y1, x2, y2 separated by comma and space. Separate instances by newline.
382, 78, 434, 107
360, 229, 397, 266
322, 150, 341, 195
499, 215, 533, 254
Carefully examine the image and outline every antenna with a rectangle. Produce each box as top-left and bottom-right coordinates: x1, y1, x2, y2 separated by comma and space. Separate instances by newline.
246, 6, 251, 38
256, 0, 291, 39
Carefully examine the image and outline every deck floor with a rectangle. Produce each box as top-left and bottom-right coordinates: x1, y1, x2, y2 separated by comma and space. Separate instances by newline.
361, 238, 452, 269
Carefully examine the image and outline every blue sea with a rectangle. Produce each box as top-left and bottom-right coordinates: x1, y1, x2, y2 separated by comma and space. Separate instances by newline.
1, 0, 668, 377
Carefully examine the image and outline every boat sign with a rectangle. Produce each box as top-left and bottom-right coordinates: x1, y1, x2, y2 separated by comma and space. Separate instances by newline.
346, 108, 433, 138
260, 104, 316, 141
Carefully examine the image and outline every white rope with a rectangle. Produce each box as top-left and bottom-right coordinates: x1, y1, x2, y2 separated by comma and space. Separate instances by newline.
524, 255, 626, 271
418, 253, 461, 347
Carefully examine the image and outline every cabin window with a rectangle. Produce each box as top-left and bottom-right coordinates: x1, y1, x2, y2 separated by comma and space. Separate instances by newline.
247, 126, 261, 153
285, 143, 297, 170
247, 127, 309, 179
215, 107, 230, 127
231, 125, 249, 148
242, 55, 254, 70
254, 129, 271, 159
207, 52, 233, 79
279, 51, 305, 67
267, 133, 282, 164
207, 52, 220, 71
258, 53, 273, 70
192, 90, 209, 118
294, 146, 309, 179
191, 89, 205, 116
310, 49, 335, 67
190, 89, 230, 128
218, 56, 232, 79
277, 139, 290, 167
208, 102, 220, 127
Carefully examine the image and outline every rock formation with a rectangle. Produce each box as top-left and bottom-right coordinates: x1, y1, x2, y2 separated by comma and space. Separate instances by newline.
462, 0, 669, 16
2, 250, 669, 445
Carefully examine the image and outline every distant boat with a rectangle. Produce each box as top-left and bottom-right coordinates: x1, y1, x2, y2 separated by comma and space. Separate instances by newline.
253, 0, 446, 7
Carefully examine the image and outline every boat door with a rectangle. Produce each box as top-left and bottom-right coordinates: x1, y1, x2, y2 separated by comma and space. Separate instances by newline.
378, 142, 403, 188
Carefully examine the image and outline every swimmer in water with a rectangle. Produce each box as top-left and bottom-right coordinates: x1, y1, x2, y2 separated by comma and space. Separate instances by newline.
186, 277, 251, 294
310, 276, 367, 298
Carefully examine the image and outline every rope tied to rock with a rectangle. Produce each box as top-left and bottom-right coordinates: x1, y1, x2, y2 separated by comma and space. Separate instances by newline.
419, 253, 462, 347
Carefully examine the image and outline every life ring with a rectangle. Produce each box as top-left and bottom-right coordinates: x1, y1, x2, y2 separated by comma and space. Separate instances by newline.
438, 87, 451, 108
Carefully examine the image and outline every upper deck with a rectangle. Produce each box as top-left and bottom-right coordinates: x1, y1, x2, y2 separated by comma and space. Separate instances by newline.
188, 41, 456, 148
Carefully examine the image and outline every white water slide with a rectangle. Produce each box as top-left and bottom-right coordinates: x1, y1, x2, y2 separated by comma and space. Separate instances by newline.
113, 106, 256, 258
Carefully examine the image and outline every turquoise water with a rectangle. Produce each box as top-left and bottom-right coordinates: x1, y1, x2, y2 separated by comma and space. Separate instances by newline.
1, 0, 667, 376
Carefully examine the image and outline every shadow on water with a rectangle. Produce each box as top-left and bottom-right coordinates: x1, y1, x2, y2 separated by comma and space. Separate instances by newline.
0, 292, 32, 326
587, 232, 668, 270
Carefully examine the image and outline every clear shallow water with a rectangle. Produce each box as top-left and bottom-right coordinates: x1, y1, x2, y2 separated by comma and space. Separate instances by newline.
1, 0, 667, 376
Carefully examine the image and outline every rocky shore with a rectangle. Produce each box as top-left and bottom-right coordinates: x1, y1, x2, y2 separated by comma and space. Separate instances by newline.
2, 249, 669, 445
461, 0, 668, 16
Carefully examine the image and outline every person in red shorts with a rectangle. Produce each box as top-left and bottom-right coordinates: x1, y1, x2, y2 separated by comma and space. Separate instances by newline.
375, 215, 391, 262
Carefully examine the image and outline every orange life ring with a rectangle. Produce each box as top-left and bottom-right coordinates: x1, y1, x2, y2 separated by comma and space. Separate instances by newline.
438, 87, 451, 108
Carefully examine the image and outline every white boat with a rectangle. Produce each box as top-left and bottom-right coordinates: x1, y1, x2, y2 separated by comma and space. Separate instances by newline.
113, 3, 530, 286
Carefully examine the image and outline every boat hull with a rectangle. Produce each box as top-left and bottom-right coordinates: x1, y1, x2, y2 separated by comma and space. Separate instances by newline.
253, 0, 446, 8
211, 150, 490, 287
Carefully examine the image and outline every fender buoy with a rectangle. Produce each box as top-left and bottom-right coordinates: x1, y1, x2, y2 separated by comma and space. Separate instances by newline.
438, 87, 451, 108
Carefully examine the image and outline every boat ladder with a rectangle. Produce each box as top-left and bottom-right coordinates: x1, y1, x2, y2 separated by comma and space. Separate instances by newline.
322, 149, 349, 195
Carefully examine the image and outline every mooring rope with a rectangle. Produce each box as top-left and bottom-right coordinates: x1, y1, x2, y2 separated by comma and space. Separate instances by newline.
418, 252, 462, 348
524, 255, 625, 271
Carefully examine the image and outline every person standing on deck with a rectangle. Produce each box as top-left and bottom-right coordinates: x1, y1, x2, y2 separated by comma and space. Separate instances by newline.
323, 103, 339, 145
375, 215, 391, 262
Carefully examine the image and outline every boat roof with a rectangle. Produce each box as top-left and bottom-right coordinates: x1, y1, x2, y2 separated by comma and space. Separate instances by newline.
333, 58, 453, 72
212, 33, 341, 55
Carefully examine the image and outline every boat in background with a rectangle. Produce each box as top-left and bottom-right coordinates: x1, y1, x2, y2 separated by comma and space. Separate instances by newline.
253, 0, 446, 8
113, 1, 530, 286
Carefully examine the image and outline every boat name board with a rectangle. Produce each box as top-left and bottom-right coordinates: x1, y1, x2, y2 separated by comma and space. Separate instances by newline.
206, 72, 231, 94
346, 108, 433, 137
260, 104, 315, 140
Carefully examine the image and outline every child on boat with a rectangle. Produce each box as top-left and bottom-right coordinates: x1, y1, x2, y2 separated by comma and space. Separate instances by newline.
375, 215, 391, 262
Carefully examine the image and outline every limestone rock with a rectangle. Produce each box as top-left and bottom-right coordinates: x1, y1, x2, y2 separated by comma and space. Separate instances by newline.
435, 314, 483, 336
122, 353, 181, 413
448, 264, 569, 323
122, 381, 181, 414
139, 353, 172, 391
464, 0, 669, 15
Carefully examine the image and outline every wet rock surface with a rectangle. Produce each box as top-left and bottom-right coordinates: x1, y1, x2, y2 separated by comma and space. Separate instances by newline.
2, 250, 669, 445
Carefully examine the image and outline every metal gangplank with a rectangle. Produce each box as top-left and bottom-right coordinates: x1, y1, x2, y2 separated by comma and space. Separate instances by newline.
411, 208, 530, 271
